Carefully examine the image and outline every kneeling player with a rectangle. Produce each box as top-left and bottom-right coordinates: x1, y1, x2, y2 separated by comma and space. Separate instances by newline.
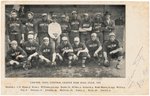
6, 40, 28, 70
22, 34, 39, 68
86, 33, 103, 65
103, 32, 123, 69
56, 36, 73, 68
38, 37, 56, 66
72, 37, 88, 68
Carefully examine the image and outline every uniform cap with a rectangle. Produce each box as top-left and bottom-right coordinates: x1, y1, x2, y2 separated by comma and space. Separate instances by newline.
91, 33, 97, 37
10, 40, 17, 45
95, 12, 102, 16
28, 11, 34, 16
28, 31, 34, 34
109, 32, 115, 36
61, 14, 66, 18
43, 37, 49, 40
42, 13, 47, 16
62, 37, 68, 41
28, 34, 34, 39
52, 14, 57, 18
83, 13, 88, 16
72, 11, 77, 14
74, 37, 80, 41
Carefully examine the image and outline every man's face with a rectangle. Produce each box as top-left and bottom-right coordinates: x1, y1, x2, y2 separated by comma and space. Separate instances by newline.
44, 40, 49, 45
63, 40, 68, 45
42, 16, 47, 21
91, 35, 97, 41
73, 13, 77, 19
62, 17, 66, 21
106, 15, 111, 20
11, 12, 17, 18
11, 43, 17, 49
74, 40, 79, 45
84, 15, 88, 20
96, 15, 100, 19
28, 38, 34, 43
110, 35, 115, 42
28, 13, 33, 19
52, 18, 57, 22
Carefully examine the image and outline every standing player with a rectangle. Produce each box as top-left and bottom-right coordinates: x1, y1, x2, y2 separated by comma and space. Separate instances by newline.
72, 37, 88, 68
48, 14, 62, 49
22, 34, 39, 68
37, 13, 50, 44
59, 14, 71, 38
6, 10, 24, 44
69, 11, 80, 44
38, 37, 56, 66
86, 33, 103, 65
56, 36, 73, 68
92, 12, 104, 44
102, 12, 115, 41
6, 40, 28, 70
103, 33, 123, 69
79, 13, 92, 44
24, 12, 37, 41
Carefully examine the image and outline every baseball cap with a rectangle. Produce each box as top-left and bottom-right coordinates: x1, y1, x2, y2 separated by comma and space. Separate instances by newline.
83, 13, 88, 16
28, 11, 34, 16
62, 37, 68, 41
72, 11, 77, 14
28, 31, 34, 34
28, 34, 34, 39
109, 32, 115, 36
74, 37, 80, 41
43, 37, 49, 41
91, 33, 97, 37
61, 14, 66, 18
10, 40, 17, 45
95, 12, 102, 16
42, 13, 47, 16
52, 14, 57, 18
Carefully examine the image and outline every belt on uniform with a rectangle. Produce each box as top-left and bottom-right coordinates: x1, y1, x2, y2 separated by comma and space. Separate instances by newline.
71, 30, 79, 32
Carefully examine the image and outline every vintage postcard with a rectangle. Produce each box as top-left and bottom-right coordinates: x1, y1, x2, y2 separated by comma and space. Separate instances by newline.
0, 0, 149, 95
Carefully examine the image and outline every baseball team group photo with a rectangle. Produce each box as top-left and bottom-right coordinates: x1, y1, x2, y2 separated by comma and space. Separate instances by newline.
5, 5, 125, 77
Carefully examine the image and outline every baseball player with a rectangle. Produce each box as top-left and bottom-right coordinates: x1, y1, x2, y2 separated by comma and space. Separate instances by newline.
92, 12, 104, 44
86, 33, 103, 65
72, 37, 88, 68
22, 34, 39, 68
48, 14, 62, 49
69, 11, 80, 44
6, 10, 24, 44
38, 37, 56, 66
79, 13, 92, 44
6, 40, 28, 70
102, 12, 115, 41
103, 32, 123, 69
37, 13, 50, 44
24, 12, 37, 41
56, 36, 74, 68
60, 14, 71, 39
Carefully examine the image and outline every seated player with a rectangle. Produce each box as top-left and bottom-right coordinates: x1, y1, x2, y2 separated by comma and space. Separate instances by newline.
103, 32, 123, 69
38, 37, 56, 67
72, 37, 89, 68
86, 33, 103, 65
22, 34, 39, 68
6, 40, 28, 70
56, 36, 74, 68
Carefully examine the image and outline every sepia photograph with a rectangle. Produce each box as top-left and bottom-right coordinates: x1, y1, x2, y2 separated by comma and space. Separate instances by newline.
5, 5, 125, 78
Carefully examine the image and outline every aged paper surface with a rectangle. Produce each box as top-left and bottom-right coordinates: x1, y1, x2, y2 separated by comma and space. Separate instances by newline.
0, 1, 149, 95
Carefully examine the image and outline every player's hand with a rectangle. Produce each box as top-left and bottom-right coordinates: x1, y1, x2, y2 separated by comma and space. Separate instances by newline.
87, 53, 91, 58
73, 54, 78, 60
20, 39, 24, 44
58, 55, 63, 61
94, 52, 98, 57
18, 55, 24, 58
14, 61, 19, 65
109, 50, 117, 54
28, 55, 32, 61
10, 60, 15, 65
104, 59, 109, 64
